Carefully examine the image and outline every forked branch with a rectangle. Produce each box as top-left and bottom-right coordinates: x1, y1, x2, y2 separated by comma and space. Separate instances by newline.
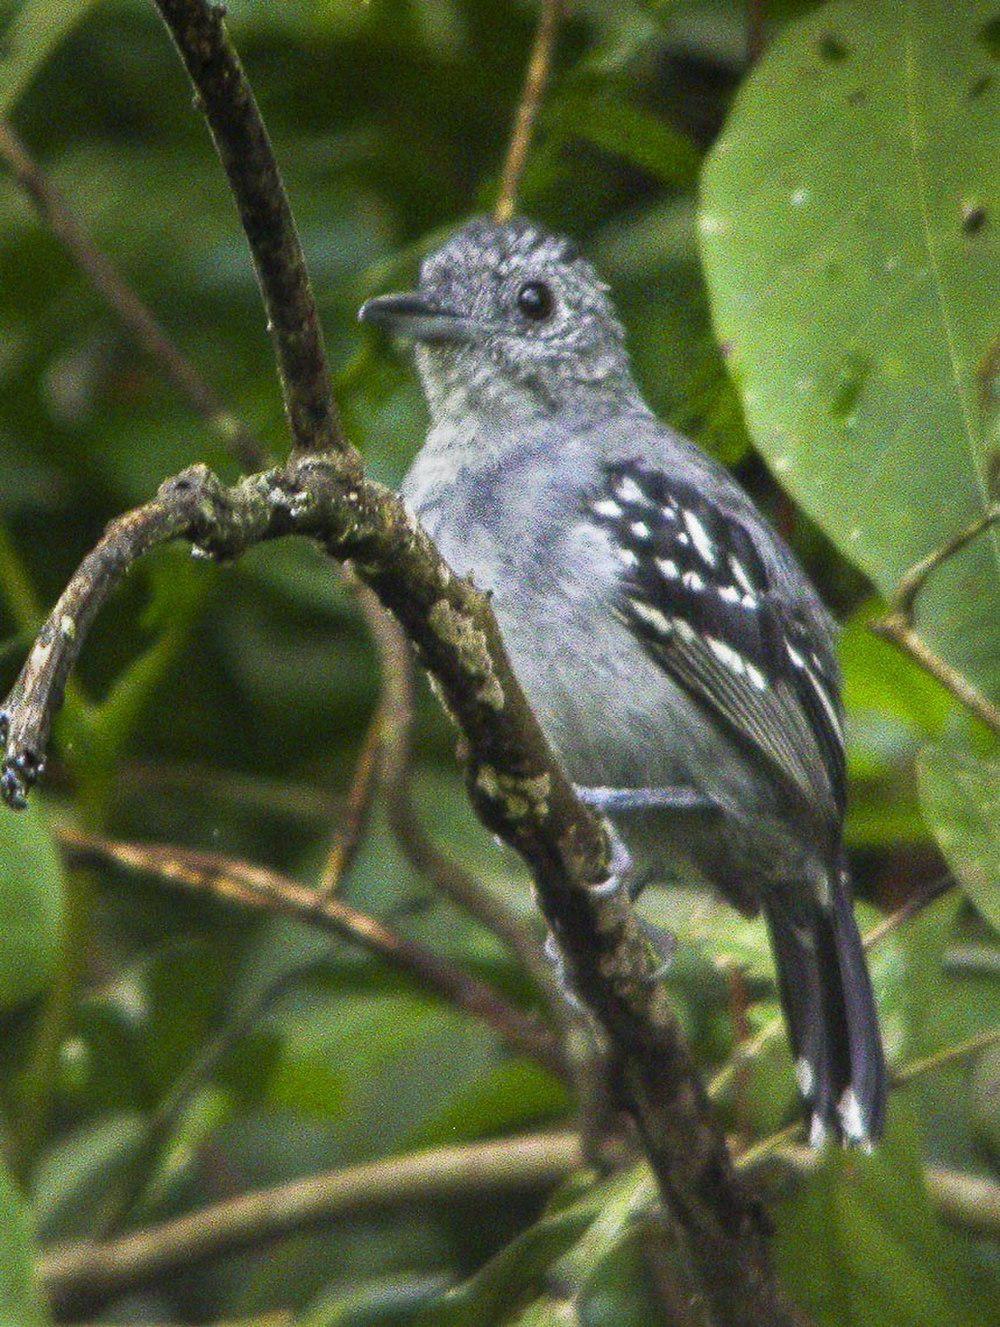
872, 503, 1000, 735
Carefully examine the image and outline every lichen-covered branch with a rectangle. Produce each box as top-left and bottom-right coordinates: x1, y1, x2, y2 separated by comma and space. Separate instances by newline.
59, 825, 565, 1076
872, 503, 1000, 735
1, 434, 794, 1327
356, 585, 557, 997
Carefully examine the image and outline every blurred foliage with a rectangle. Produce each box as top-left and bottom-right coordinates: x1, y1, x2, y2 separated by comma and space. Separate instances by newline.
0, 0, 996, 1324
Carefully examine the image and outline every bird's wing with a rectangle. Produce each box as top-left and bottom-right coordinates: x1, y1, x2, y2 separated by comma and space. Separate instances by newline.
586, 459, 846, 828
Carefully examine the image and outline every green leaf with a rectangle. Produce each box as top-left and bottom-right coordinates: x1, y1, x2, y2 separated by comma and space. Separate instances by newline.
918, 744, 1000, 933
700, 0, 1000, 701
0, 1155, 48, 1326
546, 91, 701, 189
0, 799, 63, 1008
775, 1109, 998, 1327
0, 0, 105, 119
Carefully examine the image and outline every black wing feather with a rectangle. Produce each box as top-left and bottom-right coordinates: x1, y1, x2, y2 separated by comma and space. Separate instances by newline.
588, 460, 846, 825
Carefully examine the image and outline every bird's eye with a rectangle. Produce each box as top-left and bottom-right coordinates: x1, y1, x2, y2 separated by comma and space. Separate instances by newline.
516, 280, 555, 321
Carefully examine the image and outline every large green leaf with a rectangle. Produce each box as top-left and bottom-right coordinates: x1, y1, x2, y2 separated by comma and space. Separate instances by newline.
700, 0, 1000, 700
0, 1156, 48, 1326
0, 799, 63, 1008
918, 744, 1000, 932
0, 0, 106, 119
775, 1110, 998, 1327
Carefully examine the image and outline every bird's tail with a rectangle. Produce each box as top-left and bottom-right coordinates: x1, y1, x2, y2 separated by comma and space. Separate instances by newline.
764, 864, 887, 1148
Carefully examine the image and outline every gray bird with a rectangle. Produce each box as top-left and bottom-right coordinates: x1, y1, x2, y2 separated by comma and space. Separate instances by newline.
359, 216, 887, 1147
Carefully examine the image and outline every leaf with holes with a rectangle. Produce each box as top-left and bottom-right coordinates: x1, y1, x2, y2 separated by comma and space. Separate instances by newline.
700, 0, 1000, 703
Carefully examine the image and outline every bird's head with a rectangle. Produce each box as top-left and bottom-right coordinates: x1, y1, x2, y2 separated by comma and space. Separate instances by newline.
359, 217, 632, 423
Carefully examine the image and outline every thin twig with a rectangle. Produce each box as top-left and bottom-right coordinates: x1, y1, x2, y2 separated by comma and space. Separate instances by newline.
41, 1132, 583, 1314
860, 873, 953, 952
154, 0, 345, 458
39, 1122, 1000, 1311
0, 122, 265, 470
494, 0, 565, 223
92, 963, 320, 1240
123, 757, 343, 823
57, 826, 566, 1078
871, 504, 1000, 735
891, 1026, 1000, 1088
315, 694, 384, 897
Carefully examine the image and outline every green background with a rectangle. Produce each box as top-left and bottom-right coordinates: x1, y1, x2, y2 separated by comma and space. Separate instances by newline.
0, 1, 996, 1323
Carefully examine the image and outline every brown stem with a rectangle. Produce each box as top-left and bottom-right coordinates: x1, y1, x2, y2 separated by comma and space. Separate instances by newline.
315, 644, 385, 898
871, 504, 1000, 735
0, 122, 264, 470
746, 0, 767, 65
57, 825, 566, 1078
494, 0, 564, 223
40, 1132, 583, 1315
153, 0, 345, 459
39, 1126, 1000, 1314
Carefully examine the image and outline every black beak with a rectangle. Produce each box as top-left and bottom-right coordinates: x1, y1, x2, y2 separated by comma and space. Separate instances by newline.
357, 292, 475, 343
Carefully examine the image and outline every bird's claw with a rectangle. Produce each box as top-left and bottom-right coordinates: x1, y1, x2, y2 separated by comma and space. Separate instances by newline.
639, 920, 677, 982
588, 824, 633, 899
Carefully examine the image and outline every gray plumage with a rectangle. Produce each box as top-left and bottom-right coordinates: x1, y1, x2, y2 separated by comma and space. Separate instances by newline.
359, 216, 887, 1147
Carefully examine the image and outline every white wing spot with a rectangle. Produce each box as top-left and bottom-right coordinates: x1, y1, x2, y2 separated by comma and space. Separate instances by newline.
630, 601, 673, 637
682, 570, 705, 592
706, 636, 746, 675
729, 557, 756, 595
630, 520, 652, 540
656, 557, 680, 579
618, 548, 639, 568
592, 498, 623, 519
682, 509, 716, 566
614, 475, 649, 506
786, 642, 807, 669
745, 662, 768, 691
673, 617, 696, 643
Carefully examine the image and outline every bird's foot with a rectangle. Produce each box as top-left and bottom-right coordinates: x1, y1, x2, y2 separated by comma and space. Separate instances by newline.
543, 930, 585, 1011
638, 920, 677, 982
587, 823, 634, 899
